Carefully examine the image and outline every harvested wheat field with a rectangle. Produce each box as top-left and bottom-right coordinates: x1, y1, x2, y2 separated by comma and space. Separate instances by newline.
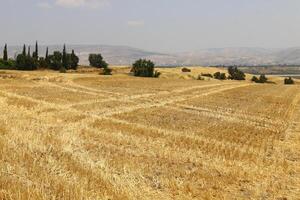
0, 67, 300, 200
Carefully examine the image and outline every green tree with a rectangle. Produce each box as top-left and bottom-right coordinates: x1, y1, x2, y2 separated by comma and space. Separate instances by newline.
45, 47, 50, 67
22, 44, 26, 56
62, 44, 68, 69
228, 66, 245, 80
33, 41, 38, 60
3, 44, 8, 61
70, 49, 79, 70
48, 51, 63, 70
89, 53, 108, 68
27, 46, 31, 57
131, 59, 155, 77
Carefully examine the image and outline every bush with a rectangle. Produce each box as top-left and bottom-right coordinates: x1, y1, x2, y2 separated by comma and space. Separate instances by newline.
182, 67, 191, 72
197, 75, 205, 80
284, 77, 295, 85
131, 59, 156, 77
252, 74, 268, 83
101, 67, 112, 75
201, 73, 213, 78
89, 54, 108, 68
153, 70, 161, 78
258, 74, 268, 83
0, 59, 15, 69
213, 72, 226, 80
228, 66, 245, 80
251, 76, 259, 82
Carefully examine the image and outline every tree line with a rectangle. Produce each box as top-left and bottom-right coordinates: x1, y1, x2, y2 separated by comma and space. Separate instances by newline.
0, 42, 110, 72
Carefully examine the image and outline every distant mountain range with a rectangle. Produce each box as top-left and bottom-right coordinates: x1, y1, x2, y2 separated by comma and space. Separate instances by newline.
2, 45, 300, 66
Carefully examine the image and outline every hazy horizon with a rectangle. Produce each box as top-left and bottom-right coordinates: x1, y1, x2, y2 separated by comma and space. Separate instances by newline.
2, 0, 300, 53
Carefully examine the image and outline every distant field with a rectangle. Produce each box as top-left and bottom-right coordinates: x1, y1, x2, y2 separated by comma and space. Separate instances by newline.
0, 67, 299, 199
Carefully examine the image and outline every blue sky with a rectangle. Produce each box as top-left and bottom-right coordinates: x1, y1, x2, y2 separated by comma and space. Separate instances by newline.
1, 0, 300, 52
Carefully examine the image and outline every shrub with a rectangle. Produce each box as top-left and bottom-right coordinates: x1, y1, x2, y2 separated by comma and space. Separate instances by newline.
182, 67, 191, 72
153, 70, 161, 78
258, 74, 268, 83
251, 76, 259, 82
131, 59, 155, 77
101, 67, 112, 75
197, 75, 205, 80
0, 59, 15, 69
201, 73, 213, 78
228, 66, 245, 80
213, 72, 226, 80
252, 74, 268, 83
89, 54, 108, 68
284, 77, 295, 85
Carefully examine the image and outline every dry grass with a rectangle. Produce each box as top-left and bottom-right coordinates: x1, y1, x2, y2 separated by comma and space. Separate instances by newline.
0, 67, 299, 199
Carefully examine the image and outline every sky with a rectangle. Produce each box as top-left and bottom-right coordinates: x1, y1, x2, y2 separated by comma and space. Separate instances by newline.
1, 0, 300, 52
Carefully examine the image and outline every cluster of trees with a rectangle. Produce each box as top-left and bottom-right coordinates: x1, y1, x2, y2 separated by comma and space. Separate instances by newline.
199, 67, 245, 81
1, 42, 79, 71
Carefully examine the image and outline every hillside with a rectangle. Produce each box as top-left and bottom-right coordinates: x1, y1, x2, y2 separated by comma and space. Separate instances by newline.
0, 68, 299, 199
3, 45, 300, 66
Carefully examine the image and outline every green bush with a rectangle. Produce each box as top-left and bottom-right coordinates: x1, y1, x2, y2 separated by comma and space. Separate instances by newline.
0, 59, 15, 69
182, 67, 191, 72
213, 72, 226, 80
101, 67, 112, 75
284, 77, 295, 85
197, 75, 205, 80
153, 70, 161, 78
228, 66, 245, 80
252, 74, 268, 83
201, 73, 213, 78
251, 76, 259, 82
131, 59, 155, 77
89, 54, 108, 68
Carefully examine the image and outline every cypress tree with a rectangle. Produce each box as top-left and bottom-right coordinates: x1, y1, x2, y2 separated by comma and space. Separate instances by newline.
27, 46, 31, 57
45, 47, 49, 59
62, 44, 67, 69
3, 44, 8, 61
22, 44, 26, 56
33, 41, 38, 59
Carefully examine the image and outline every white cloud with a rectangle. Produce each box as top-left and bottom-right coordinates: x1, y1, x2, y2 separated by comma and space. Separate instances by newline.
37, 2, 53, 9
55, 0, 110, 8
127, 20, 145, 27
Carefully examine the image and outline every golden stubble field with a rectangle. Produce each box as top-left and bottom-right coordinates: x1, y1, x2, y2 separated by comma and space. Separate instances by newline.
0, 67, 299, 199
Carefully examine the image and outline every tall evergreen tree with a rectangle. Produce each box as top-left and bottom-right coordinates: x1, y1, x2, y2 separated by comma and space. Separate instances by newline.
33, 41, 38, 59
22, 44, 26, 56
62, 44, 68, 69
3, 44, 8, 61
45, 47, 49, 59
27, 46, 31, 57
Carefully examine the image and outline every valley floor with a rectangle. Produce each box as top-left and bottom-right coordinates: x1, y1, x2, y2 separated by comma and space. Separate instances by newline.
0, 68, 299, 199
